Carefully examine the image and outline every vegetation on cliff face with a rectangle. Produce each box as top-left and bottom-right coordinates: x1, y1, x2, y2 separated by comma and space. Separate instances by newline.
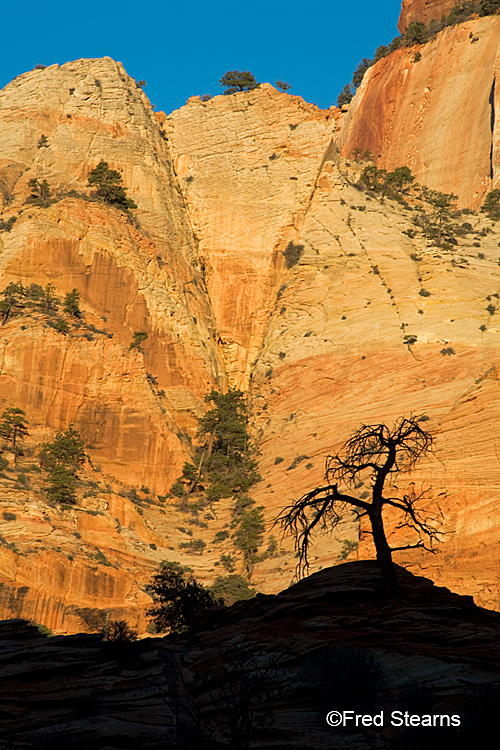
169, 388, 268, 579
481, 189, 500, 219
87, 160, 137, 211
0, 407, 29, 453
39, 426, 87, 504
336, 2, 497, 107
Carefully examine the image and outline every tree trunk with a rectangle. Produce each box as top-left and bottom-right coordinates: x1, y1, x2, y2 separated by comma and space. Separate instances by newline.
369, 510, 399, 598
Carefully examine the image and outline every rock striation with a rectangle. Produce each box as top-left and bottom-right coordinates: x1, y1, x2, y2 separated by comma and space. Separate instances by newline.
2, 6, 500, 631
1, 563, 500, 749
339, 15, 500, 208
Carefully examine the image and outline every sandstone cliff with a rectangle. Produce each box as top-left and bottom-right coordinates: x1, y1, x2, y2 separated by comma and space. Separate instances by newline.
2, 7, 500, 633
339, 15, 500, 208
398, 0, 459, 31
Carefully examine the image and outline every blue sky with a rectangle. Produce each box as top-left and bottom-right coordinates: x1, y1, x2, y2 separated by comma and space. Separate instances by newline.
2, 1, 402, 113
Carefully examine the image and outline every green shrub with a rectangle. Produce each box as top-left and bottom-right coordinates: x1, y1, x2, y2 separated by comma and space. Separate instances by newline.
284, 241, 304, 268
352, 58, 371, 88
220, 70, 259, 94
336, 85, 353, 107
405, 21, 429, 45
63, 288, 81, 318
232, 506, 265, 577
38, 135, 49, 148
481, 189, 500, 220
130, 331, 148, 350
338, 539, 358, 560
26, 178, 53, 207
53, 318, 69, 334
40, 425, 86, 504
0, 216, 17, 232
275, 79, 291, 92
286, 454, 310, 471
180, 538, 206, 555
87, 160, 137, 210
209, 574, 256, 605
147, 560, 219, 633
92, 548, 112, 566
35, 623, 53, 636
219, 554, 236, 572
2, 511, 16, 521
480, 0, 500, 16
213, 529, 230, 543
0, 406, 29, 452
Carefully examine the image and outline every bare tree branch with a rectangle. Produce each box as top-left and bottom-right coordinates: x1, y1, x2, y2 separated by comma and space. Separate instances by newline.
276, 415, 441, 597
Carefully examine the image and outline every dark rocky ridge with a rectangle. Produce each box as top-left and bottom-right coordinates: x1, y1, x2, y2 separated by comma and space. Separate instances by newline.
1, 562, 499, 748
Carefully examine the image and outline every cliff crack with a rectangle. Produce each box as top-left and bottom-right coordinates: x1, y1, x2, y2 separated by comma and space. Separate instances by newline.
489, 77, 496, 181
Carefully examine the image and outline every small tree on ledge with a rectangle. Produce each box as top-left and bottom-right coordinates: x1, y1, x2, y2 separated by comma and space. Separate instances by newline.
220, 70, 259, 94
0, 407, 29, 453
277, 416, 441, 598
87, 161, 137, 211
275, 80, 291, 92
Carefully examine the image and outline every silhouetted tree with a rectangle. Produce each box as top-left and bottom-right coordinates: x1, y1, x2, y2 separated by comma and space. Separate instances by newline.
103, 619, 138, 641
277, 416, 441, 597
147, 560, 220, 634
220, 70, 259, 94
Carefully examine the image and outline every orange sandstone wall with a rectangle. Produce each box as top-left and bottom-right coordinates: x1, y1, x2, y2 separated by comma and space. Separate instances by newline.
338, 16, 500, 208
398, 0, 459, 32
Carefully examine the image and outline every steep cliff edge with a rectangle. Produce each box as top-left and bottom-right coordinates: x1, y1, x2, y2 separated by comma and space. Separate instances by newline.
398, 0, 458, 31
338, 15, 500, 208
0, 58, 226, 491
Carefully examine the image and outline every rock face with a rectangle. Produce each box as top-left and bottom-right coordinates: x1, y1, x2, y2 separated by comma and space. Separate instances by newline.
3, 9, 500, 632
165, 85, 336, 384
339, 15, 500, 208
1, 563, 500, 749
398, 0, 459, 32
0, 58, 226, 492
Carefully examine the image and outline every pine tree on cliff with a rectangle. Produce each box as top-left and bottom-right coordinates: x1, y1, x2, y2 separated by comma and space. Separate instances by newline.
220, 70, 259, 94
39, 425, 87, 504
63, 288, 81, 318
0, 407, 29, 452
337, 85, 353, 107
87, 161, 137, 211
277, 416, 441, 598
480, 0, 500, 16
